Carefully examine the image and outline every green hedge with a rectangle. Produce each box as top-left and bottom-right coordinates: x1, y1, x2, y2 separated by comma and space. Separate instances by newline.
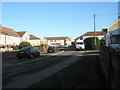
19, 41, 31, 49
84, 37, 100, 50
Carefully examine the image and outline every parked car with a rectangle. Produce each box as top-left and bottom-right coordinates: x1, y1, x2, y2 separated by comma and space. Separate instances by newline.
47, 46, 59, 53
16, 46, 40, 59
60, 45, 68, 48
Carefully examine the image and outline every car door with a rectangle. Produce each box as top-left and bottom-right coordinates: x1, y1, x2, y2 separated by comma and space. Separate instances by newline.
33, 47, 39, 57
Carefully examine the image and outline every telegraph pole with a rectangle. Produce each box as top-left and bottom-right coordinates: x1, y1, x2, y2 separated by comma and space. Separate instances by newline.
94, 14, 96, 45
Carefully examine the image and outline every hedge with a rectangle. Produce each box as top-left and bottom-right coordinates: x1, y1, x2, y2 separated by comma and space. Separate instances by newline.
84, 37, 100, 50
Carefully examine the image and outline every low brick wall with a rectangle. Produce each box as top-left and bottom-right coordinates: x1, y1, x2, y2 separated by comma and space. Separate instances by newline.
2, 51, 17, 60
99, 46, 120, 89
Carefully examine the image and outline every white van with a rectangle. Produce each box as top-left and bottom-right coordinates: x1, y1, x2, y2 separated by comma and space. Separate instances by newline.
75, 40, 85, 50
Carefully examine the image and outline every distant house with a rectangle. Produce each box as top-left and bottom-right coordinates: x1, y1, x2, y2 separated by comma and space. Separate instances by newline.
0, 26, 21, 47
40, 38, 48, 45
45, 37, 74, 46
29, 35, 41, 46
17, 31, 30, 42
65, 37, 75, 46
79, 31, 104, 40
44, 37, 68, 46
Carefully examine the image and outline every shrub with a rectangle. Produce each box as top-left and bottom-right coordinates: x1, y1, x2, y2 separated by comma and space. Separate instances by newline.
19, 41, 31, 49
84, 37, 100, 50
39, 44, 48, 52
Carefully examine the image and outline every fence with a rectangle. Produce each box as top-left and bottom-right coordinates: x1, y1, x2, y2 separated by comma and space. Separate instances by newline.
99, 46, 120, 89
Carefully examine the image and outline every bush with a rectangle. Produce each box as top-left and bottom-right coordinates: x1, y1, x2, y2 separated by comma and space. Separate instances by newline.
39, 44, 48, 52
84, 37, 100, 50
19, 41, 31, 49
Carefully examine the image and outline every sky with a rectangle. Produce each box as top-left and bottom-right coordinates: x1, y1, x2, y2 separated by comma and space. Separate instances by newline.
2, 2, 119, 39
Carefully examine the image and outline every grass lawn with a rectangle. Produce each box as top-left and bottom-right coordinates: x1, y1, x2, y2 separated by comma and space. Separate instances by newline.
28, 54, 108, 88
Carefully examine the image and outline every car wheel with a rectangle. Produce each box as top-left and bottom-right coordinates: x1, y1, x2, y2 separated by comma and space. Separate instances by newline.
30, 54, 33, 59
38, 54, 40, 57
17, 56, 22, 59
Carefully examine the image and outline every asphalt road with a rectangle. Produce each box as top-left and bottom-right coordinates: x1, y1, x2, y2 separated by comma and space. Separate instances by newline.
3, 47, 86, 88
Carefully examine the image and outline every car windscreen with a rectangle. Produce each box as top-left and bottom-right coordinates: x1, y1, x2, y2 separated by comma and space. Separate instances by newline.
19, 47, 31, 51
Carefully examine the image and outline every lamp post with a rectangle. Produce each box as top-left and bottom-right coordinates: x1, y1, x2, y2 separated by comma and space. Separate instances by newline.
94, 14, 96, 45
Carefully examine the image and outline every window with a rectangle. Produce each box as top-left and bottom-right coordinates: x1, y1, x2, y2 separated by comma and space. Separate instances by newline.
25, 37, 28, 41
111, 35, 120, 44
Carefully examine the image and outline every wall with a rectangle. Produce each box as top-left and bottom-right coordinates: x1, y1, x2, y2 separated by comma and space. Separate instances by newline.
6, 35, 20, 45
21, 32, 30, 42
0, 34, 20, 45
0, 34, 5, 45
99, 46, 120, 89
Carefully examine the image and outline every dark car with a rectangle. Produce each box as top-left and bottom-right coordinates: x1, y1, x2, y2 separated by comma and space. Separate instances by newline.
47, 46, 59, 53
16, 46, 40, 59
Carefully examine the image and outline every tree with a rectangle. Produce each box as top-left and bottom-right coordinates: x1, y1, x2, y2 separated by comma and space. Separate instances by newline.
19, 41, 31, 49
84, 37, 100, 50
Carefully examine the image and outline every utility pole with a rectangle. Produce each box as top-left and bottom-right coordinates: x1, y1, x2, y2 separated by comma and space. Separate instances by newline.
94, 14, 96, 45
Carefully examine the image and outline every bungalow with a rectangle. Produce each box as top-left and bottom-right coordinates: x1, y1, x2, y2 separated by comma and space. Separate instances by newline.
80, 31, 104, 40
29, 35, 41, 46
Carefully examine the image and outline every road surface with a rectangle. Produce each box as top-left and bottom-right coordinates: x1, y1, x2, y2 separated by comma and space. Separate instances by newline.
3, 47, 86, 88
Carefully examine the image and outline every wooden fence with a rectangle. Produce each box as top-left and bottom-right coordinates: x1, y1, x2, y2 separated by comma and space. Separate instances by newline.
99, 46, 120, 89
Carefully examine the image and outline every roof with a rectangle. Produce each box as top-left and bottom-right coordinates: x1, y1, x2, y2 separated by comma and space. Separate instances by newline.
0, 26, 20, 37
83, 31, 104, 36
17, 31, 26, 36
44, 37, 67, 40
29, 35, 40, 40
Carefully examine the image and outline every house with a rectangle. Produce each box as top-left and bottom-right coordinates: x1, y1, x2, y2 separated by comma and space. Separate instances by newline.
80, 31, 104, 40
40, 38, 48, 45
65, 37, 75, 46
29, 35, 41, 46
0, 26, 21, 48
107, 19, 120, 31
44, 37, 68, 46
17, 31, 30, 42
